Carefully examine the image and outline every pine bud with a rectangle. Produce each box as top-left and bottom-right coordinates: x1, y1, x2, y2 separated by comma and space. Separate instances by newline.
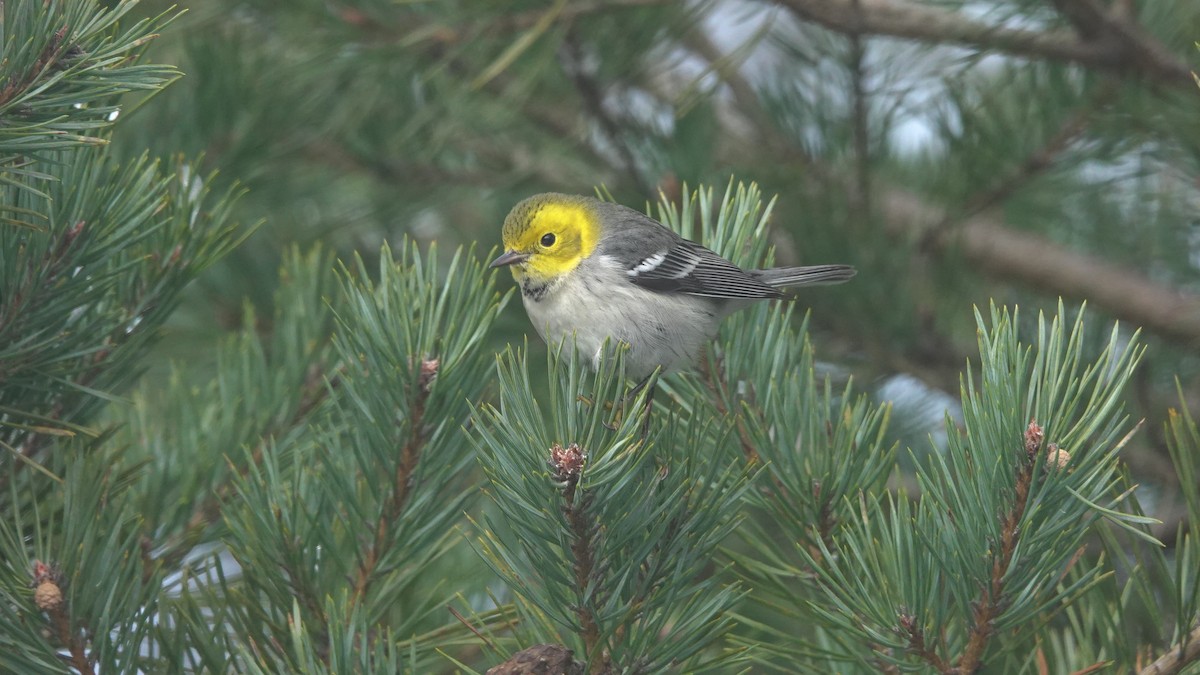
30, 559, 65, 612
34, 581, 63, 612
1024, 420, 1044, 457
1046, 443, 1071, 471
550, 443, 586, 482
419, 357, 439, 393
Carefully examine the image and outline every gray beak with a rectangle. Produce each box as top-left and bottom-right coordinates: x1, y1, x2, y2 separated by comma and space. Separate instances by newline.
489, 250, 530, 268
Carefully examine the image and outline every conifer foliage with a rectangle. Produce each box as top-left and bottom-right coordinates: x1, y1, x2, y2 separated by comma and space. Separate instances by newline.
1, 2, 1199, 674
0, 1, 243, 672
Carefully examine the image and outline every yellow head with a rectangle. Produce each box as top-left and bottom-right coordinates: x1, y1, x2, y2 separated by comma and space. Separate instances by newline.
489, 193, 601, 285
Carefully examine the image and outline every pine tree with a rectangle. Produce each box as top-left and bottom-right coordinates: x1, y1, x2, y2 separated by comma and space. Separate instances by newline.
3, 1, 1199, 673
0, 1, 244, 672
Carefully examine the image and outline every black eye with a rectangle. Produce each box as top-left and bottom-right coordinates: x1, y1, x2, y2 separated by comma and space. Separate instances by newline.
540, 233, 556, 247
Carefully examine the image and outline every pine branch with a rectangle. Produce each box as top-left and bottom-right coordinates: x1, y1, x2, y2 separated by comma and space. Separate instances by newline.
953, 422, 1042, 673
1138, 623, 1200, 675
553, 444, 608, 672
31, 561, 94, 675
50, 604, 94, 675
1047, 0, 1191, 84
157, 361, 337, 572
0, 25, 69, 108
678, 21, 1200, 353
0, 4, 179, 159
883, 189, 1200, 346
1, 155, 245, 497
792, 303, 1145, 671
776, 0, 1195, 87
696, 350, 760, 465
898, 612, 952, 673
697, 342, 849, 565
350, 358, 435, 609
847, 23, 872, 231
473, 335, 750, 672
926, 82, 1116, 246
349, 0, 675, 45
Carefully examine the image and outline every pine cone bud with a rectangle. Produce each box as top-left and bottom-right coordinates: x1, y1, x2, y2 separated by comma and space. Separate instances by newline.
30, 559, 64, 612
550, 443, 586, 483
1046, 443, 1071, 471
34, 581, 63, 612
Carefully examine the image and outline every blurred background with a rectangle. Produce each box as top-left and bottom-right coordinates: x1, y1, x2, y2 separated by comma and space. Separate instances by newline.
114, 0, 1198, 529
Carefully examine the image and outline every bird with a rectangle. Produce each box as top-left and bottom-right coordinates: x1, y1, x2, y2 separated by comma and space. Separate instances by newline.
489, 193, 855, 381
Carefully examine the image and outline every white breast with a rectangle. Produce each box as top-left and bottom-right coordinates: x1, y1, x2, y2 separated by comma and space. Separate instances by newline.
523, 256, 721, 379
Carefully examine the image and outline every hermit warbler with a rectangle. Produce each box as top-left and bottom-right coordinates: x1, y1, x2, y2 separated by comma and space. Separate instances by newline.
490, 193, 854, 379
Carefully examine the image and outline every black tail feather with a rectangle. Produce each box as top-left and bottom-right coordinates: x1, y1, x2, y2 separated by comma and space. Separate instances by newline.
753, 264, 856, 288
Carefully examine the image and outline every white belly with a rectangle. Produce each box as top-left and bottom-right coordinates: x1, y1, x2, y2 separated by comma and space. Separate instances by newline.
523, 262, 720, 378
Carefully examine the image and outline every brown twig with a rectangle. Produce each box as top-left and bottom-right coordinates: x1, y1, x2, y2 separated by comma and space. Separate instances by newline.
447, 605, 499, 652
0, 25, 69, 107
551, 443, 609, 673
351, 0, 676, 46
847, 1, 872, 234
564, 491, 602, 664
32, 561, 94, 675
952, 422, 1043, 673
487, 644, 587, 675
898, 611, 953, 673
1070, 661, 1113, 675
696, 350, 760, 465
1138, 624, 1200, 675
1048, 0, 1192, 86
349, 359, 436, 609
50, 607, 94, 675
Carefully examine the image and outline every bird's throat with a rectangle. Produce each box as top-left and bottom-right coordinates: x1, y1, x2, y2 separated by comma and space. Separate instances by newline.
520, 279, 551, 301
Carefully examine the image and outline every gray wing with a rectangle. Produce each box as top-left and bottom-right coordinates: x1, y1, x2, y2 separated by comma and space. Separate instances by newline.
593, 201, 782, 300
623, 240, 782, 299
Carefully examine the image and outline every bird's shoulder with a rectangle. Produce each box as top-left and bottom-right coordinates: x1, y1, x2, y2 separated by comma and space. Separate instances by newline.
592, 203, 682, 265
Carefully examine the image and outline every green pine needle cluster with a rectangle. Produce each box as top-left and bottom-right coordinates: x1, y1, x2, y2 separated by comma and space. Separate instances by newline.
2, 3, 1199, 673
148, 242, 510, 672
470, 341, 753, 673
796, 305, 1147, 672
0, 1, 178, 160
